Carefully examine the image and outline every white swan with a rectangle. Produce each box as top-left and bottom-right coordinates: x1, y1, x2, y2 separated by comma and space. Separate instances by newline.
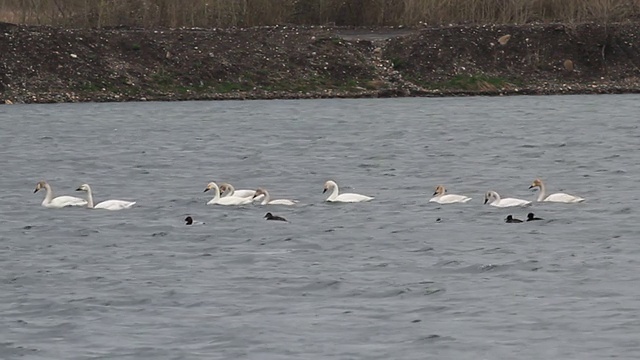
204, 182, 253, 205
76, 183, 136, 210
323, 180, 373, 203
253, 187, 298, 206
529, 179, 584, 203
219, 182, 264, 201
429, 185, 472, 204
484, 191, 531, 207
34, 180, 87, 208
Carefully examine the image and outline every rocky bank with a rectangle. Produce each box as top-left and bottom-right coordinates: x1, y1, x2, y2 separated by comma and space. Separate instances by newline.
1, 21, 640, 104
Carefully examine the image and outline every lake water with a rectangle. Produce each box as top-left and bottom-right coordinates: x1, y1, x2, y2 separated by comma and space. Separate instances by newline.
1, 95, 639, 359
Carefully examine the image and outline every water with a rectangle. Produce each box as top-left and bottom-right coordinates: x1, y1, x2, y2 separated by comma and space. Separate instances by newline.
1, 95, 639, 359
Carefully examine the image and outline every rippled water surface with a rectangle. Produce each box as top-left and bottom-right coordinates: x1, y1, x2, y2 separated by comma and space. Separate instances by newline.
1, 95, 639, 359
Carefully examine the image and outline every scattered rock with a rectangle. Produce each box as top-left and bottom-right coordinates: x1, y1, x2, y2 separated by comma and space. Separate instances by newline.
498, 34, 511, 45
564, 59, 574, 72
4, 99, 13, 104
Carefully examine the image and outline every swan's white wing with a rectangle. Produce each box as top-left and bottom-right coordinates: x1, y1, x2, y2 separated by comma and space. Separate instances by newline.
433, 194, 472, 204
267, 199, 298, 206
544, 192, 584, 203
47, 195, 88, 208
492, 197, 531, 207
227, 189, 263, 201
94, 200, 136, 210
232, 189, 256, 198
331, 193, 373, 203
216, 196, 252, 206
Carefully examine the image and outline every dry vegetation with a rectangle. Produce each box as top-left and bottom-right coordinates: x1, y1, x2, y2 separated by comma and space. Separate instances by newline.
1, 0, 640, 28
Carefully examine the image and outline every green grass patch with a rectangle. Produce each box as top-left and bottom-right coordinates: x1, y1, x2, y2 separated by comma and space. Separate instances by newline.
151, 69, 174, 87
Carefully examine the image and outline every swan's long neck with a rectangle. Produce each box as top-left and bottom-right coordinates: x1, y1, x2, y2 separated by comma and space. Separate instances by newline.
327, 184, 340, 201
212, 184, 221, 200
492, 192, 501, 203
261, 191, 271, 205
537, 182, 547, 202
84, 186, 95, 208
227, 184, 236, 196
42, 183, 54, 205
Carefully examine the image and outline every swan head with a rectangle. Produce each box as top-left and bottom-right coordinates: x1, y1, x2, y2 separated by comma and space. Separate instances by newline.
185, 216, 193, 225
433, 185, 446, 196
75, 183, 91, 192
529, 179, 542, 190
219, 183, 234, 195
253, 188, 267, 199
323, 180, 337, 194
203, 182, 218, 193
34, 180, 47, 193
484, 191, 498, 204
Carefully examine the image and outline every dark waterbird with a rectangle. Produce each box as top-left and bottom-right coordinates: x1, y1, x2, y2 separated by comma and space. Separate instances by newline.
527, 213, 543, 221
265, 212, 287, 222
184, 216, 205, 225
505, 215, 523, 223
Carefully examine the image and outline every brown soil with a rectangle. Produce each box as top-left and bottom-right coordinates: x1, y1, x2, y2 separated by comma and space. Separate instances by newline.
1, 22, 640, 104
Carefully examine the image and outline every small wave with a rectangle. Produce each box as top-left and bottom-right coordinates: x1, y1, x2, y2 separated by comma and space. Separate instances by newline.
360, 285, 445, 299
413, 334, 455, 343
612, 207, 633, 214
410, 246, 434, 252
282, 280, 342, 292
77, 228, 99, 236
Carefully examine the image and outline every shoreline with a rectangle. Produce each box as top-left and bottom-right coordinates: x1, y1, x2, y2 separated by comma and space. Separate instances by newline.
6, 86, 640, 105
2, 22, 640, 104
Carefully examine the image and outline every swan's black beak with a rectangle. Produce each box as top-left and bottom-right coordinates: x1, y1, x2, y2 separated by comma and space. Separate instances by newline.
33, 188, 38, 193
432, 191, 438, 196
483, 198, 488, 204
203, 188, 209, 193
528, 185, 535, 189
75, 188, 82, 191
322, 188, 327, 194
